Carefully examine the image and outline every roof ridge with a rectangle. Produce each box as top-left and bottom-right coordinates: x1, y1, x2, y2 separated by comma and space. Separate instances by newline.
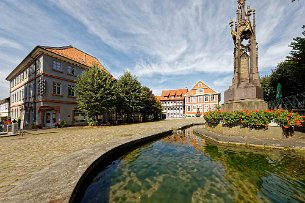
39, 45, 73, 50
40, 45, 100, 62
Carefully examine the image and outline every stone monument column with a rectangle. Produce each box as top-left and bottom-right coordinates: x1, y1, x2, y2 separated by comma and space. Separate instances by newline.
223, 0, 267, 111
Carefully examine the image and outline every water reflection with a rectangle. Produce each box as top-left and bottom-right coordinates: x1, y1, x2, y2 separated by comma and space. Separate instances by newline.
81, 126, 305, 203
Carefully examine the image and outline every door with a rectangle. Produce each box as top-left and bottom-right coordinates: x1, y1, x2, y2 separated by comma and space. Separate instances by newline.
45, 111, 56, 128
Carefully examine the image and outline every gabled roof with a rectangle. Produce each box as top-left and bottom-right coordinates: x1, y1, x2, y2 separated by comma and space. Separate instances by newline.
160, 89, 188, 101
6, 45, 111, 80
41, 46, 110, 75
184, 80, 218, 96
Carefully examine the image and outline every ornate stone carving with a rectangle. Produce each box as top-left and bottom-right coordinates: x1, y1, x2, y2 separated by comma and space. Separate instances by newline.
223, 0, 267, 111
238, 0, 245, 6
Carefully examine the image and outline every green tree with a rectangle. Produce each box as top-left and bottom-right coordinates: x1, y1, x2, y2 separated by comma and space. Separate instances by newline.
261, 25, 305, 100
288, 25, 305, 92
76, 66, 115, 125
260, 75, 274, 101
116, 71, 142, 122
269, 61, 302, 98
140, 86, 162, 121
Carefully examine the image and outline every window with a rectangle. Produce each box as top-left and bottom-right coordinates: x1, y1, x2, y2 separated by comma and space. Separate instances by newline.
30, 64, 35, 75
192, 105, 197, 112
204, 105, 209, 112
73, 110, 86, 123
53, 82, 62, 95
24, 86, 27, 98
198, 83, 202, 87
198, 105, 203, 112
36, 60, 41, 73
68, 85, 75, 97
197, 89, 204, 95
53, 61, 62, 72
204, 95, 209, 102
192, 97, 197, 103
28, 84, 31, 97
67, 66, 75, 76
211, 95, 216, 101
187, 97, 190, 103
198, 96, 203, 102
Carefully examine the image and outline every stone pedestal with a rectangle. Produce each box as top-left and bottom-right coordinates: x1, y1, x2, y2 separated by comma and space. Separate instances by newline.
223, 85, 267, 111
224, 86, 264, 102
222, 99, 268, 111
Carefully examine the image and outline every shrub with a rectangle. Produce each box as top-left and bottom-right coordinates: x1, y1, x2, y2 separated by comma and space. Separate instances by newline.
87, 117, 98, 126
59, 120, 67, 128
203, 110, 223, 126
204, 109, 304, 131
273, 109, 304, 129
240, 110, 274, 129
222, 111, 241, 127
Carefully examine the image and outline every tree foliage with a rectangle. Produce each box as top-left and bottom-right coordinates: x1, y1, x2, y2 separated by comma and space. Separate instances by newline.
76, 66, 115, 123
140, 86, 162, 121
261, 25, 305, 100
76, 69, 161, 124
115, 71, 142, 120
260, 75, 273, 101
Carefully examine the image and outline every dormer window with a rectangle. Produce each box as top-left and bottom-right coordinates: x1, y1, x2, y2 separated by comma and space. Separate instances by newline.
67, 66, 75, 76
53, 61, 62, 72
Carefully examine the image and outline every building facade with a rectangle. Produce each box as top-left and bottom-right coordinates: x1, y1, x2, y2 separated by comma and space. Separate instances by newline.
6, 46, 111, 128
159, 89, 188, 118
185, 81, 220, 117
0, 97, 10, 121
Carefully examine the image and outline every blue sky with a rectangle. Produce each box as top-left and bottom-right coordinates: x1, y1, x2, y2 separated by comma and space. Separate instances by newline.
0, 0, 305, 102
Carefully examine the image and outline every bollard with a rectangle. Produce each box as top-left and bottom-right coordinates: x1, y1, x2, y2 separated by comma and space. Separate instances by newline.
7, 124, 11, 133
12, 123, 18, 135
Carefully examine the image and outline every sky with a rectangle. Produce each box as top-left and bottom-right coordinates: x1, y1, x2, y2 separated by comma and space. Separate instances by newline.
0, 0, 305, 102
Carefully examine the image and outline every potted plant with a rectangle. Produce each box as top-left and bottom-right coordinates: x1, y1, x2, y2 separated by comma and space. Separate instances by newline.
273, 110, 304, 137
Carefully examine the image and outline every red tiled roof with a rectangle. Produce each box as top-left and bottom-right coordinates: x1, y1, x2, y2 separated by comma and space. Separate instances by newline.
41, 46, 110, 75
160, 89, 188, 101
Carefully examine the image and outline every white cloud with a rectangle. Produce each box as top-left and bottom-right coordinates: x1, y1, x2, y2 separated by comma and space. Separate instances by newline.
0, 0, 305, 99
48, 0, 235, 77
213, 76, 233, 88
0, 37, 24, 50
48, 0, 305, 79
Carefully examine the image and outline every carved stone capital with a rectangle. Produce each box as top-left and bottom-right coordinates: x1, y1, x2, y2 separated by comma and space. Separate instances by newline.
238, 0, 245, 7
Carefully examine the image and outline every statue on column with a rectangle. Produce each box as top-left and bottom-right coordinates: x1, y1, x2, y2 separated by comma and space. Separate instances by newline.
223, 0, 267, 111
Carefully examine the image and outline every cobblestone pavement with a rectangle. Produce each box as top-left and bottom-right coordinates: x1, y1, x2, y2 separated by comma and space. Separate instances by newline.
0, 118, 204, 203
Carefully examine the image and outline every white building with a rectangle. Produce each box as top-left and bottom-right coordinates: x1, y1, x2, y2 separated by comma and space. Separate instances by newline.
0, 97, 10, 121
